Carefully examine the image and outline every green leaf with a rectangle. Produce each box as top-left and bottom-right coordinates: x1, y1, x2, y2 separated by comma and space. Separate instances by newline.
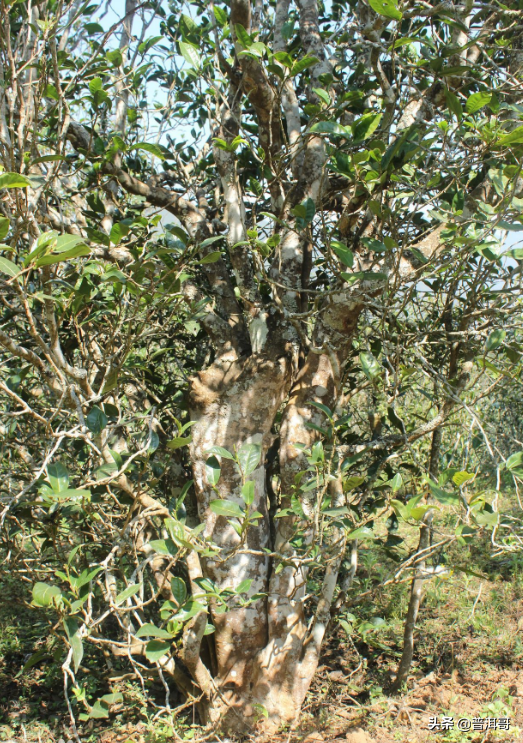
44, 83, 58, 101
368, 0, 402, 20
171, 576, 187, 606
360, 351, 381, 380
199, 251, 222, 264
145, 639, 171, 662
292, 197, 315, 226
209, 499, 245, 519
390, 473, 403, 492
391, 498, 411, 521
194, 577, 216, 593
237, 443, 262, 476
486, 329, 506, 351
344, 475, 365, 490
309, 401, 333, 418
115, 583, 141, 606
85, 22, 104, 34
506, 452, 523, 471
274, 51, 293, 68
75, 565, 102, 587
89, 77, 103, 95
138, 35, 163, 54
85, 227, 110, 247
352, 113, 382, 142
149, 539, 178, 556
475, 244, 499, 262
18, 648, 48, 676
166, 436, 192, 449
205, 455, 221, 486
323, 506, 351, 517
465, 91, 491, 114
281, 20, 295, 41
172, 599, 205, 622
347, 526, 374, 541
0, 257, 19, 278
136, 623, 173, 639
35, 244, 90, 266
109, 222, 130, 245
498, 220, 523, 231
95, 462, 117, 481
0, 172, 32, 189
179, 40, 200, 68
291, 55, 319, 76
339, 619, 353, 635
106, 48, 123, 66
180, 12, 198, 37
361, 237, 388, 252
241, 480, 255, 505
498, 125, 523, 146
445, 90, 462, 121
32, 582, 62, 607
214, 6, 227, 25
206, 445, 235, 460
428, 482, 460, 506
234, 23, 253, 48
236, 579, 252, 594
47, 463, 69, 492
0, 217, 9, 239
40, 487, 90, 504
101, 693, 123, 705
129, 142, 165, 159
313, 87, 330, 105
240, 40, 266, 59
388, 36, 429, 50
200, 236, 223, 247
101, 369, 118, 394
86, 406, 108, 435
475, 510, 499, 528
410, 505, 432, 521
64, 617, 83, 672
310, 440, 324, 463
92, 88, 108, 107
267, 63, 285, 79
54, 234, 86, 253
332, 242, 354, 267
89, 700, 109, 719
102, 269, 127, 285
309, 120, 346, 135
452, 471, 474, 487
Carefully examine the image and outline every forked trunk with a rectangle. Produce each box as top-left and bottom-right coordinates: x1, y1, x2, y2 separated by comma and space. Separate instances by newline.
184, 301, 360, 729
187, 335, 350, 730
188, 353, 294, 729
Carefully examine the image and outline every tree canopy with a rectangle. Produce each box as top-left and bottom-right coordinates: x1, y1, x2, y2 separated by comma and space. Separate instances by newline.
1, 0, 523, 735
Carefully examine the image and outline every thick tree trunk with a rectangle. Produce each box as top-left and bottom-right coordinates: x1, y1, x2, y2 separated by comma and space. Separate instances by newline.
187, 296, 365, 730
189, 353, 294, 728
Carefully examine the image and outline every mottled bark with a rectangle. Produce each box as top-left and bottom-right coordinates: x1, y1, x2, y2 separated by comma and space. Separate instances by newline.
188, 353, 293, 726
